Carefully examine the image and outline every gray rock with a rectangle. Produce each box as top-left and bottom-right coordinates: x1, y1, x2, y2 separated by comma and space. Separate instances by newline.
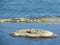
10, 29, 57, 38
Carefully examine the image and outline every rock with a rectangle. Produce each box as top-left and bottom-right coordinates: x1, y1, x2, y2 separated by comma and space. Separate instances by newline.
1, 16, 60, 23
10, 29, 57, 38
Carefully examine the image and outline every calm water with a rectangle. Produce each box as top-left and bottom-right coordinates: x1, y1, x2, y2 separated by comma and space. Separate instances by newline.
0, 0, 60, 45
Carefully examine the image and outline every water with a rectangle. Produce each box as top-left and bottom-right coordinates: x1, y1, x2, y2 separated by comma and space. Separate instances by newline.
0, 0, 60, 45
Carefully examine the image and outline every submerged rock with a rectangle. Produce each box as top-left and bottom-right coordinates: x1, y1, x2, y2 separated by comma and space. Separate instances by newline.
0, 16, 60, 23
10, 29, 57, 38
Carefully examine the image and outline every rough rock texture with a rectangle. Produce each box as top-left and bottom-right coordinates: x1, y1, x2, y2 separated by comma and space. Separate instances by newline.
10, 29, 57, 38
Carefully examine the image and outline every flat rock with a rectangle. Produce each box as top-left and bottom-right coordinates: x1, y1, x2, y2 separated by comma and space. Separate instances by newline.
10, 29, 57, 38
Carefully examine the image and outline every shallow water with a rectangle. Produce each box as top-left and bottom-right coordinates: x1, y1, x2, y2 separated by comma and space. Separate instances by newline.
0, 0, 60, 45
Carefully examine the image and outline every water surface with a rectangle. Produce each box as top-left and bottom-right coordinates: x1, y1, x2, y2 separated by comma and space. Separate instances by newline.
0, 0, 60, 45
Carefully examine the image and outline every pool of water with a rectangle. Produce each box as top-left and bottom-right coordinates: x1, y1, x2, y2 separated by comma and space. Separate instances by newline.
0, 0, 60, 45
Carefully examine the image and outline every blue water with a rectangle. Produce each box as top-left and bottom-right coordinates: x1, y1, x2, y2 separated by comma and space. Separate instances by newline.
0, 0, 60, 45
